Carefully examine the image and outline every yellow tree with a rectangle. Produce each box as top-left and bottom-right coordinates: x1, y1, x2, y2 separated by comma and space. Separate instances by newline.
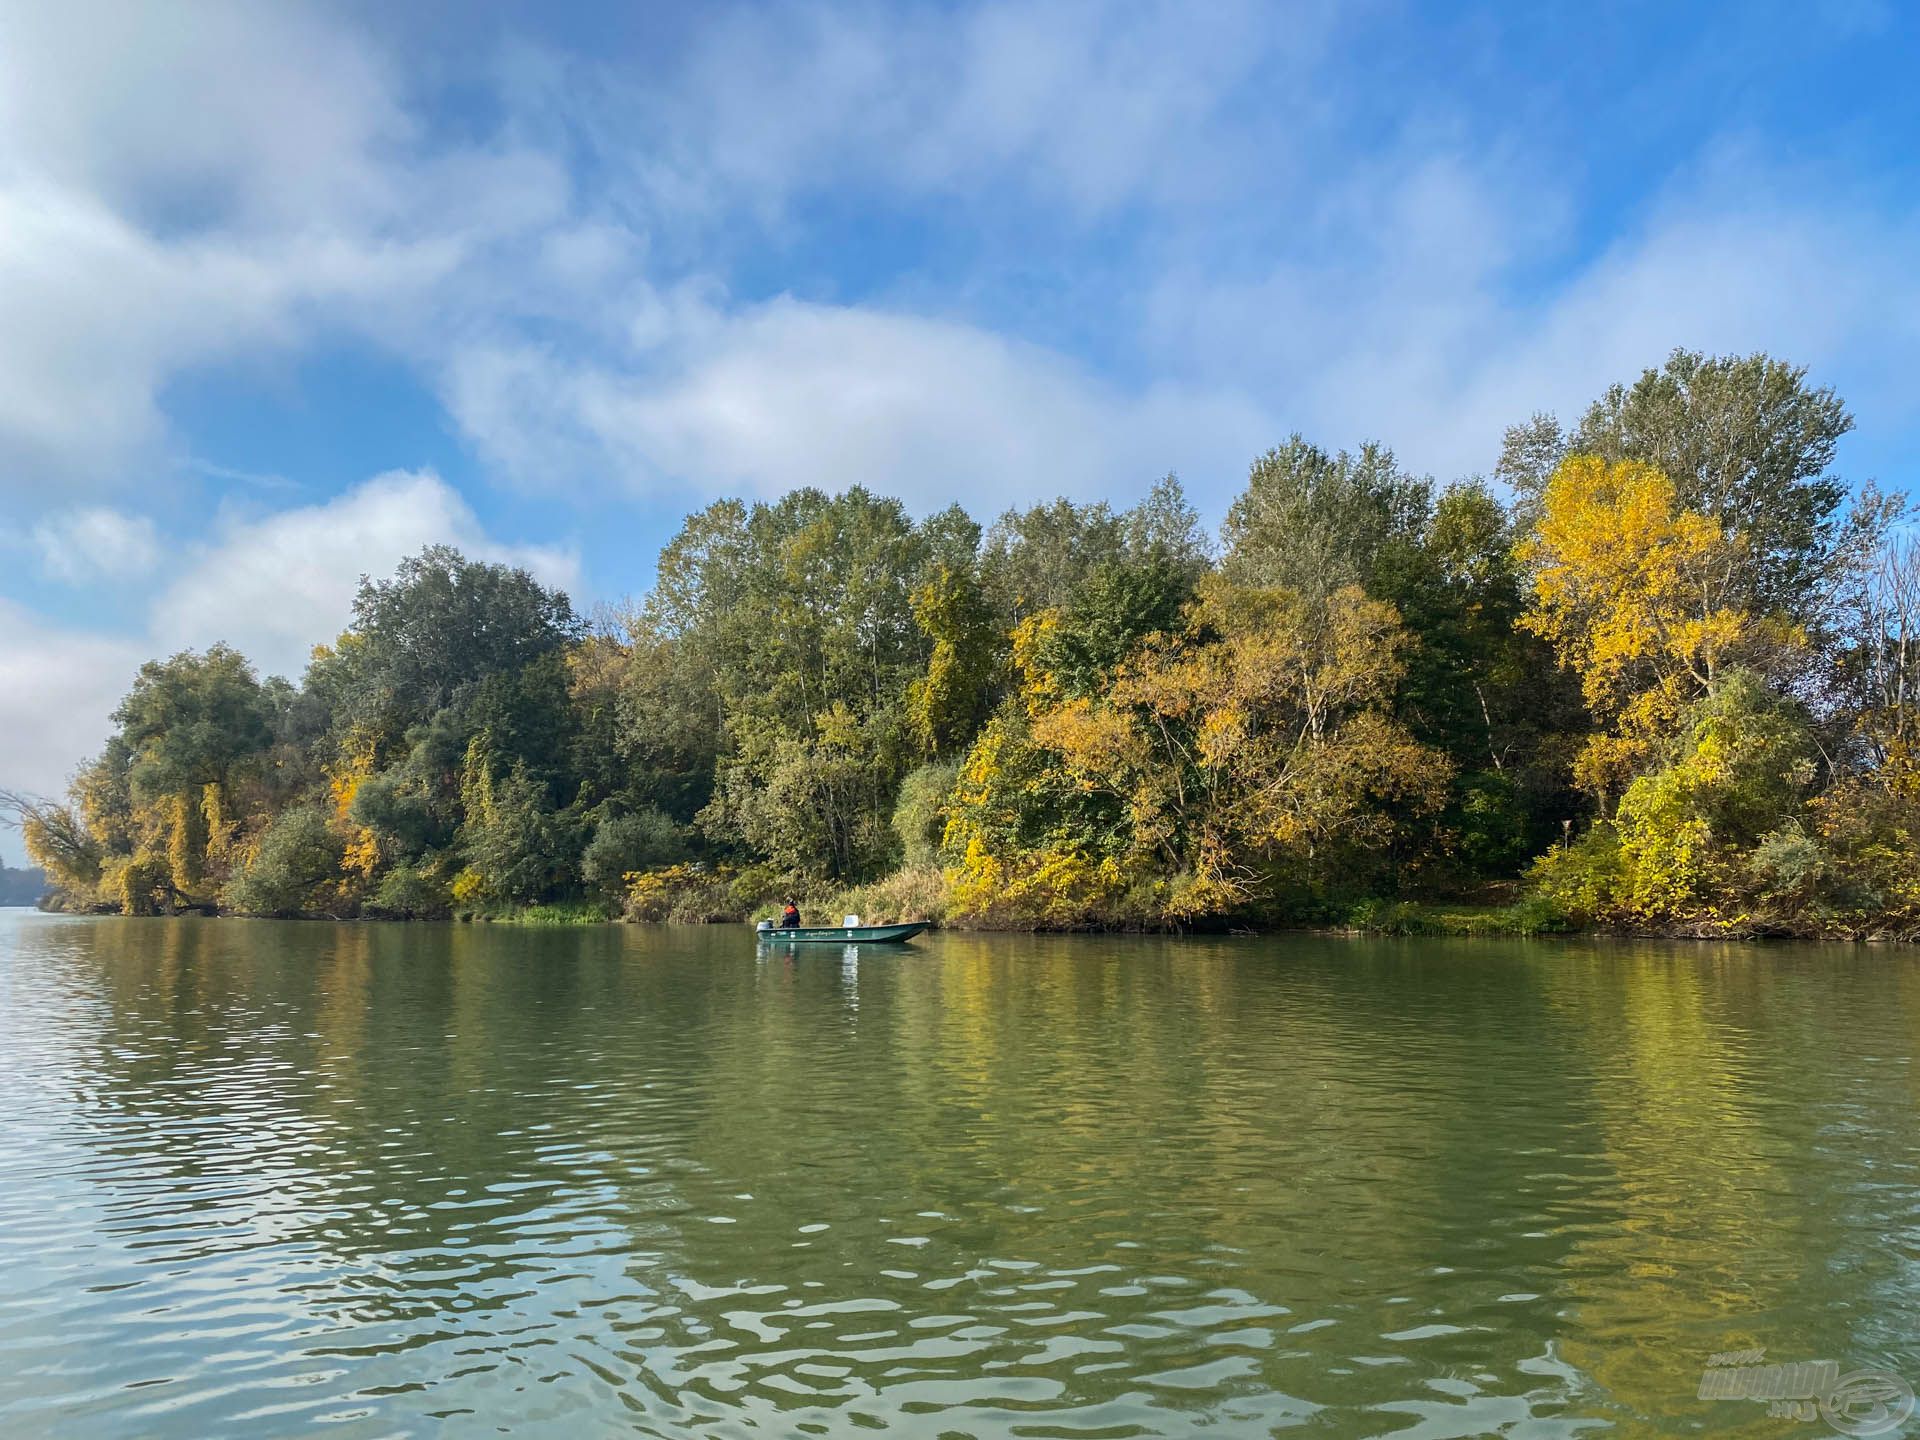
1028, 577, 1449, 918
904, 562, 1000, 756
1519, 456, 1792, 804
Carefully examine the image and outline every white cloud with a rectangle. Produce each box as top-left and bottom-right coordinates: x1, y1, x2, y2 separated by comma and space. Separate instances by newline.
0, 1, 382, 484
32, 506, 161, 584
0, 2, 405, 229
2, 0, 1915, 523
0, 1, 568, 494
0, 600, 142, 805
1143, 151, 1920, 484
611, 0, 1338, 224
1426, 187, 1920, 481
0, 178, 476, 484
444, 297, 1273, 513
152, 470, 580, 680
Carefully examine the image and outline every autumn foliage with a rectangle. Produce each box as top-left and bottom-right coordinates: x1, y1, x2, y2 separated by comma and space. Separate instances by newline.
12, 347, 1920, 936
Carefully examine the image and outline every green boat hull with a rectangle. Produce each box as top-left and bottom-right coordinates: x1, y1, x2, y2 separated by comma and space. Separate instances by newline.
757, 923, 928, 944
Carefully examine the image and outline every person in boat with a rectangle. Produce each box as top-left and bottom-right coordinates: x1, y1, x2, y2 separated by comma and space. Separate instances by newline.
779, 900, 801, 929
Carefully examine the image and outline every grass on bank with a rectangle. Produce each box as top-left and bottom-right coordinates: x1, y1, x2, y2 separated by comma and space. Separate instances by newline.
1343, 896, 1573, 937
468, 900, 615, 925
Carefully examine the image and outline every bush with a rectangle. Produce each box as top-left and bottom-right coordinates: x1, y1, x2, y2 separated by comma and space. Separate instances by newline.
727, 863, 786, 915
892, 761, 960, 867
493, 900, 613, 925
1346, 898, 1437, 934
946, 843, 1142, 929
1527, 825, 1628, 924
823, 864, 950, 926
222, 805, 343, 916
1801, 784, 1920, 938
1494, 893, 1573, 935
1612, 671, 1813, 920
623, 863, 748, 923
581, 809, 687, 896
1347, 894, 1570, 936
1746, 823, 1828, 918
367, 860, 453, 919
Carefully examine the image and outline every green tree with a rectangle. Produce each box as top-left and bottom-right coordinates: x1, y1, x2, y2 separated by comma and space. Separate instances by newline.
906, 562, 1000, 755
115, 645, 273, 802
322, 544, 581, 738
1221, 436, 1431, 604
111, 645, 273, 900
580, 809, 687, 896
1374, 480, 1585, 871
1505, 349, 1861, 624
656, 487, 966, 880
893, 759, 961, 867
980, 477, 1208, 630
703, 705, 898, 880
454, 739, 576, 907
980, 497, 1127, 625
611, 633, 727, 821
1026, 555, 1195, 701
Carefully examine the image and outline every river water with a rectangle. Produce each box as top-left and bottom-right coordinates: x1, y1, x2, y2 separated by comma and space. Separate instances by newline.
1, 910, 1916, 1437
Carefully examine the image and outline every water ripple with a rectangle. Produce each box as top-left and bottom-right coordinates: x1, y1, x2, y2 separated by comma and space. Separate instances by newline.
2, 912, 1918, 1436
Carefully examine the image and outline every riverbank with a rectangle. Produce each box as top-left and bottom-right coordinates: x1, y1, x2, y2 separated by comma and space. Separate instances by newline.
42, 880, 1916, 942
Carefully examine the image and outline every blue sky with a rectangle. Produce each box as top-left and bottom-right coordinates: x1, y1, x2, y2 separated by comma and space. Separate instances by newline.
3, 0, 1919, 861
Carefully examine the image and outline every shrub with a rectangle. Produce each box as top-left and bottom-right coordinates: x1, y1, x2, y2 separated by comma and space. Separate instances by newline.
1612, 671, 1813, 920
367, 860, 453, 919
1745, 823, 1828, 919
1347, 898, 1437, 934
824, 864, 950, 926
581, 809, 686, 896
494, 900, 613, 925
946, 841, 1140, 929
1802, 783, 1920, 938
221, 805, 343, 916
1527, 825, 1628, 924
892, 760, 960, 868
1495, 893, 1573, 935
624, 863, 747, 923
1347, 893, 1571, 937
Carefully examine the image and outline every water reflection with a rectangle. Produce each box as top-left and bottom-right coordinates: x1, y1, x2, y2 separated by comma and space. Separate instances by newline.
0, 912, 1916, 1437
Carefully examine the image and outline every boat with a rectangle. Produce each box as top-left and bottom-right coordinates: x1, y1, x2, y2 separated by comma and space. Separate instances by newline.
756, 921, 928, 944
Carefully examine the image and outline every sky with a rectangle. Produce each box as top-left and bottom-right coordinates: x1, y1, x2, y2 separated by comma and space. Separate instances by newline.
2, 0, 1919, 863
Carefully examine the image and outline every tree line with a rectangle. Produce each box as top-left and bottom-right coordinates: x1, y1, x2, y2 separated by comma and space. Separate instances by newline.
0, 865, 47, 907
10, 348, 1920, 936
